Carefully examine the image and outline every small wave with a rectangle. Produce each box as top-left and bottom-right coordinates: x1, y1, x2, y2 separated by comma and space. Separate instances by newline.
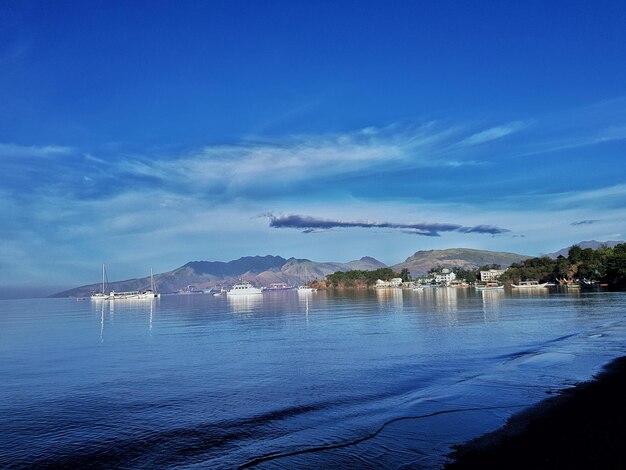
237, 404, 527, 469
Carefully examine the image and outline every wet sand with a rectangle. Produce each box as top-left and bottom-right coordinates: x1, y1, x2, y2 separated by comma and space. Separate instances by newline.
447, 356, 626, 469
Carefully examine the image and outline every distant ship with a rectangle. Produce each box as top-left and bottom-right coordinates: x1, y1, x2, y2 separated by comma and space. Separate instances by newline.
176, 284, 205, 295
265, 283, 295, 291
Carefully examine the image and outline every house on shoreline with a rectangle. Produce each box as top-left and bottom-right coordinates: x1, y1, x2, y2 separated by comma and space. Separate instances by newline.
480, 269, 505, 282
375, 278, 403, 288
433, 268, 456, 286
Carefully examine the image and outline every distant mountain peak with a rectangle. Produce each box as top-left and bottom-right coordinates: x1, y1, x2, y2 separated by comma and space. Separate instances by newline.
546, 240, 624, 259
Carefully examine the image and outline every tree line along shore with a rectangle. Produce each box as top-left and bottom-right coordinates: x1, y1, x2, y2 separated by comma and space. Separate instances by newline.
318, 243, 626, 289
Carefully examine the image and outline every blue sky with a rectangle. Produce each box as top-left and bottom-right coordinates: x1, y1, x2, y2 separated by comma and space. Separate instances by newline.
2, 1, 626, 294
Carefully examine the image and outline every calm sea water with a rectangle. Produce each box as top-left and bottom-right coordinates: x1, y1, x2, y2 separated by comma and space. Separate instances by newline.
1, 288, 626, 468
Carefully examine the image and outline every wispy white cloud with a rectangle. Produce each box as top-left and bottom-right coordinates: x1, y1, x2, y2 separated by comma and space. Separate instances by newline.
554, 184, 626, 205
2, 97, 626, 288
461, 121, 527, 145
506, 98, 626, 158
0, 143, 73, 158
118, 124, 480, 196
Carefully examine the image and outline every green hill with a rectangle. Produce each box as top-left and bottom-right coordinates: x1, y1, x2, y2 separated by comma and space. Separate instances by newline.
392, 248, 530, 276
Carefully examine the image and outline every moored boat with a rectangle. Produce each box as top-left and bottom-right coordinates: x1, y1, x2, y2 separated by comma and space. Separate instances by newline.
297, 266, 317, 292
227, 280, 263, 296
476, 282, 504, 291
91, 264, 110, 300
91, 266, 160, 300
266, 283, 295, 291
512, 280, 548, 288
297, 285, 317, 293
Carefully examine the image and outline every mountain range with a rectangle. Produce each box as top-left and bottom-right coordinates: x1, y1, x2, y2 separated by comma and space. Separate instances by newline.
51, 248, 529, 298
51, 255, 387, 298
52, 241, 623, 297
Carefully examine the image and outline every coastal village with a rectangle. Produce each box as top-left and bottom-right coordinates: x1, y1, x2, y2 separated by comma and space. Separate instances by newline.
373, 267, 506, 289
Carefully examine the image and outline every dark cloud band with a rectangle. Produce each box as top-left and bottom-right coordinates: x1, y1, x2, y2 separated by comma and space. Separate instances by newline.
267, 213, 509, 237
571, 219, 599, 226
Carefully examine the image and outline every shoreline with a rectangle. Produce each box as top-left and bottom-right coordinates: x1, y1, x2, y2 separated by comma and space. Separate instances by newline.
446, 355, 626, 468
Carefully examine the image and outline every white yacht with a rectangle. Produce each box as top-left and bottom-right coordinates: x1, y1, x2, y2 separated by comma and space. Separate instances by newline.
227, 280, 263, 296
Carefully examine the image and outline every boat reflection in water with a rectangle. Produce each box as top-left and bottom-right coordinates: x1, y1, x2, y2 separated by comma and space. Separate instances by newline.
92, 296, 158, 342
481, 288, 503, 321
375, 287, 403, 308
228, 294, 263, 314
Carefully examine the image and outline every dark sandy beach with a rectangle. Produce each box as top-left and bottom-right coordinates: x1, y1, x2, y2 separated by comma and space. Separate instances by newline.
447, 356, 626, 469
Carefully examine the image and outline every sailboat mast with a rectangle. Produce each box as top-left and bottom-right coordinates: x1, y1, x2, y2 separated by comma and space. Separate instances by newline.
101, 264, 105, 294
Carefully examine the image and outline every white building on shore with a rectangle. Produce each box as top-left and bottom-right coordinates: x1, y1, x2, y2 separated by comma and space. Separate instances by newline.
375, 278, 403, 288
433, 269, 456, 285
480, 269, 506, 282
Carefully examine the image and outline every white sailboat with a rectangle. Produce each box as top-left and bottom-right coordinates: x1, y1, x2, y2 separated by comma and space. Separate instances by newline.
91, 264, 110, 300
297, 266, 317, 293
92, 266, 160, 300
137, 268, 160, 299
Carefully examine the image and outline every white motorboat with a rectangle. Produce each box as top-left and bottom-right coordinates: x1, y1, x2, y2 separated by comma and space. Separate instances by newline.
227, 280, 263, 296
512, 280, 548, 288
476, 282, 504, 291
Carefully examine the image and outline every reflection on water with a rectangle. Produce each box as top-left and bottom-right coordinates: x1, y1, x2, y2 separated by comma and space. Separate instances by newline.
227, 294, 263, 314
418, 287, 462, 313
5, 291, 626, 469
91, 298, 159, 341
100, 301, 104, 343
149, 300, 153, 334
301, 294, 310, 327
480, 289, 503, 321
375, 287, 403, 308
510, 288, 551, 297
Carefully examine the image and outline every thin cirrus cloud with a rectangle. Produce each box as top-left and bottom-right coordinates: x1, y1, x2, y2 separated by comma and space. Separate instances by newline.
460, 121, 527, 146
266, 213, 510, 237
0, 143, 73, 159
118, 122, 513, 197
0, 119, 527, 203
